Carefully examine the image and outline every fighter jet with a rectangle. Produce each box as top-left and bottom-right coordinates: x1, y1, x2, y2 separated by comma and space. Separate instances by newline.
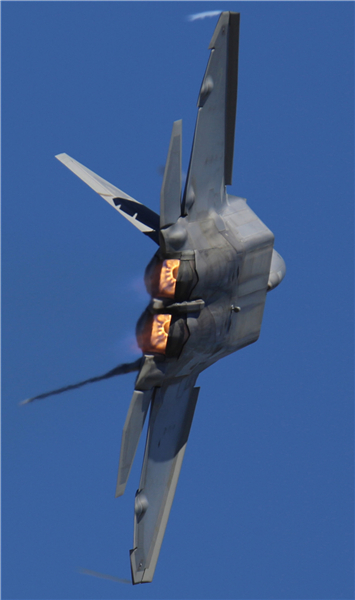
24, 12, 285, 584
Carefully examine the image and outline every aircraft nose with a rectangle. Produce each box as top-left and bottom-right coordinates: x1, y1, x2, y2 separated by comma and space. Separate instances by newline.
267, 250, 286, 291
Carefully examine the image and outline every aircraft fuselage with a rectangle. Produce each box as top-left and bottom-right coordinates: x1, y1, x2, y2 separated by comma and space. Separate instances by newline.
135, 194, 275, 389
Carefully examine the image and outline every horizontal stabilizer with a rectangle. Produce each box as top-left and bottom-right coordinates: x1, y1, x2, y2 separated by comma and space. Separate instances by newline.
55, 153, 159, 243
113, 198, 159, 234
116, 389, 153, 498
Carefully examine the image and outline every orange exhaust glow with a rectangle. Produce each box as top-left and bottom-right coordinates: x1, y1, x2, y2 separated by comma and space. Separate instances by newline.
137, 313, 172, 355
150, 314, 172, 353
158, 259, 180, 298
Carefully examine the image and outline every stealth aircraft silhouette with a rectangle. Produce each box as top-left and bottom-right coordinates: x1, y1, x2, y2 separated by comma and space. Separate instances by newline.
25, 12, 286, 584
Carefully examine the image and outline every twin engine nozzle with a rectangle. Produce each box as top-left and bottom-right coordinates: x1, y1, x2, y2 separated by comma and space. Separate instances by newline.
136, 252, 199, 357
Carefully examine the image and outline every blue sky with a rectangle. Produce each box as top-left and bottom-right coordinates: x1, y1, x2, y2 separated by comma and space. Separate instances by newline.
2, 2, 354, 599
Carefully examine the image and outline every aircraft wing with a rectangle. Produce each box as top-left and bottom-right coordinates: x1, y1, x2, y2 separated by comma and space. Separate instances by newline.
128, 375, 200, 584
115, 389, 153, 498
182, 11, 240, 220
55, 153, 159, 242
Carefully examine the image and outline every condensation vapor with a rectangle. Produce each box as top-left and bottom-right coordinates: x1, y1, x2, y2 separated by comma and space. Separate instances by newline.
20, 358, 142, 405
79, 568, 130, 585
187, 10, 222, 22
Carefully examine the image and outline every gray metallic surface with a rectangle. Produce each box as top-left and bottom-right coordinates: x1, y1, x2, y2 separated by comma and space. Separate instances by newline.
182, 12, 239, 219
55, 152, 159, 238
182, 13, 228, 220
160, 120, 182, 228
130, 378, 199, 583
224, 12, 240, 185
268, 249, 286, 291
115, 389, 152, 498
55, 11, 285, 584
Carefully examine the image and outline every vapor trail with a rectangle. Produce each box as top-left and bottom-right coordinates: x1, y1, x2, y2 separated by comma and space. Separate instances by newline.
79, 568, 130, 585
187, 10, 221, 22
20, 358, 142, 405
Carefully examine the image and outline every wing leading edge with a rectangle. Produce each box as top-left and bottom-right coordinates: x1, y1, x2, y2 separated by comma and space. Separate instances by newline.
115, 389, 153, 498
182, 11, 240, 220
128, 376, 200, 584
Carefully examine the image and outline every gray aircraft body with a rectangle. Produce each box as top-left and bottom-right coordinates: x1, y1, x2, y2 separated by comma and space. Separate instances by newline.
29, 12, 285, 584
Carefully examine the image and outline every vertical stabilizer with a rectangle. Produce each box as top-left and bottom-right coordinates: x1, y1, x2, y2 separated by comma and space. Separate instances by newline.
160, 120, 182, 228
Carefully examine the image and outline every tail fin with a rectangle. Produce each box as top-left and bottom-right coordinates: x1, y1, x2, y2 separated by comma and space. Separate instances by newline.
160, 120, 182, 228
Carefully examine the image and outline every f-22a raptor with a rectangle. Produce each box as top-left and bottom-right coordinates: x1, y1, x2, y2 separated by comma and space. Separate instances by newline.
25, 12, 286, 584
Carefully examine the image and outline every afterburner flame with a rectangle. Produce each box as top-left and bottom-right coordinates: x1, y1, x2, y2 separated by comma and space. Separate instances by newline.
136, 313, 172, 355
158, 259, 180, 298
150, 314, 172, 353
